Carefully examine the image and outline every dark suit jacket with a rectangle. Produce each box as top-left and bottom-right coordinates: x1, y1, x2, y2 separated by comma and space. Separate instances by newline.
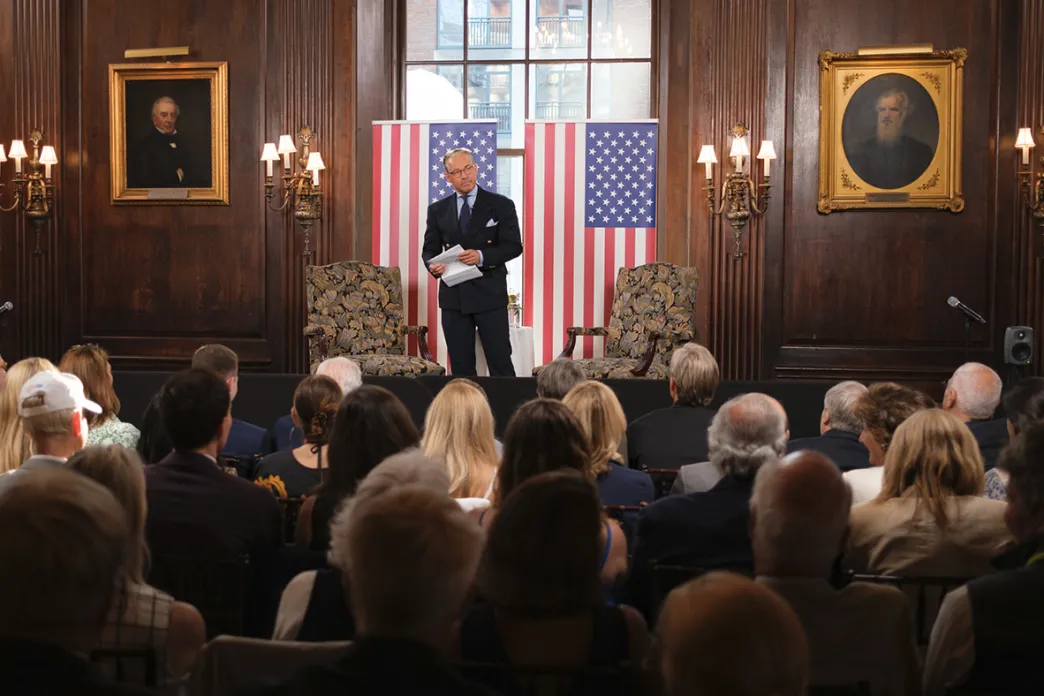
0, 638, 154, 696
265, 413, 302, 453
847, 134, 934, 190
786, 428, 871, 472
222, 418, 268, 458
966, 418, 1009, 471
626, 404, 716, 471
421, 187, 522, 315
128, 129, 208, 189
597, 462, 656, 507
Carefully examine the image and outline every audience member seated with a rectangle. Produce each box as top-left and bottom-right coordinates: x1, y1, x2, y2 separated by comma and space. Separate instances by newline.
485, 398, 628, 585
295, 385, 420, 550
192, 344, 267, 458
844, 382, 934, 504
657, 571, 809, 696
630, 393, 788, 614
925, 423, 1044, 696
423, 379, 499, 502
786, 381, 871, 472
535, 356, 587, 400
563, 381, 654, 507
460, 470, 648, 689
60, 344, 140, 448
627, 342, 718, 471
268, 357, 363, 452
135, 393, 171, 464
942, 362, 1007, 470
262, 485, 489, 696
0, 468, 153, 696
15, 372, 95, 471
983, 376, 1044, 501
145, 368, 283, 636
0, 352, 5, 390
847, 408, 1012, 576
68, 445, 206, 685
254, 376, 341, 499
274, 450, 451, 642
752, 451, 920, 695
0, 357, 57, 473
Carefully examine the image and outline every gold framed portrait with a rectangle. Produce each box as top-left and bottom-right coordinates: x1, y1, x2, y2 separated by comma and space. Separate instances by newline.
818, 48, 965, 213
108, 61, 229, 205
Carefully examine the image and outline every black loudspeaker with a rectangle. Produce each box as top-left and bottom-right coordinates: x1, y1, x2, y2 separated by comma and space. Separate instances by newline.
1004, 326, 1034, 365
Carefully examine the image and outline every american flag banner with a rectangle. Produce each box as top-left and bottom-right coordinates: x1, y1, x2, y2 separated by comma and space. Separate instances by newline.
372, 120, 498, 367
523, 121, 659, 367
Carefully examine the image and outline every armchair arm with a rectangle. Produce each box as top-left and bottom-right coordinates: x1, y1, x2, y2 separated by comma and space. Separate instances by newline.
630, 331, 661, 377
405, 325, 436, 363
558, 326, 610, 359
303, 325, 336, 363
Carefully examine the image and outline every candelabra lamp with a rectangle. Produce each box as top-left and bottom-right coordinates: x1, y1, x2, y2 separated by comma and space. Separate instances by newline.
1016, 126, 1044, 230
261, 127, 326, 257
697, 123, 776, 259
0, 129, 58, 254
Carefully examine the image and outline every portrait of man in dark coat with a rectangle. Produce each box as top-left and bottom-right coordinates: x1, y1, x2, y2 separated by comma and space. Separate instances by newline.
126, 85, 213, 190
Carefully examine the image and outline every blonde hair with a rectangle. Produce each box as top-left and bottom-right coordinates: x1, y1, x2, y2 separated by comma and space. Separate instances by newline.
669, 343, 720, 407
0, 357, 58, 472
67, 445, 149, 585
422, 379, 499, 498
875, 408, 985, 528
562, 381, 625, 476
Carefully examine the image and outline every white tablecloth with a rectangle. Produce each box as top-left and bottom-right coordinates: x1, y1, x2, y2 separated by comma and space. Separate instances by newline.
475, 326, 534, 377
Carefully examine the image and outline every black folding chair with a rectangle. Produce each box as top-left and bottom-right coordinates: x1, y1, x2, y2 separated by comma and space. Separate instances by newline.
602, 504, 646, 523
848, 573, 971, 645
218, 454, 263, 480
90, 647, 159, 688
643, 468, 679, 499
148, 553, 250, 639
277, 496, 306, 543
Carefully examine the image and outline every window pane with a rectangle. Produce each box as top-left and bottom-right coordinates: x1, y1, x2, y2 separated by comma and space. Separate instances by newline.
497, 155, 525, 300
406, 65, 465, 120
467, 0, 525, 60
467, 63, 525, 149
529, 63, 588, 119
591, 0, 651, 59
407, 0, 464, 61
590, 62, 650, 119
529, 0, 589, 60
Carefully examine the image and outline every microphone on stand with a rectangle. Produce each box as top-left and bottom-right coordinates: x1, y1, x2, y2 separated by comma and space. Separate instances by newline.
0, 302, 12, 316
947, 296, 986, 325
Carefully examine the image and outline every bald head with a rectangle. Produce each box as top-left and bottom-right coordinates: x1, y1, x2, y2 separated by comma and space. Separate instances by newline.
708, 393, 789, 479
658, 571, 808, 696
944, 362, 1002, 422
751, 450, 852, 577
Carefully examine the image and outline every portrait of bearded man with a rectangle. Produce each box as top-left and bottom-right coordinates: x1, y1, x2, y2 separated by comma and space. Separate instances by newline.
844, 86, 937, 190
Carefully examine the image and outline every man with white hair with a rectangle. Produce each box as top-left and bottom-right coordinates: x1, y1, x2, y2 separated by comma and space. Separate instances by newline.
17, 371, 99, 470
942, 362, 1008, 469
629, 393, 788, 616
269, 357, 364, 451
753, 451, 920, 694
786, 381, 871, 471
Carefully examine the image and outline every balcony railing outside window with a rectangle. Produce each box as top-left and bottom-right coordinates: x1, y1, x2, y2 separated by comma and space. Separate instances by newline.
470, 101, 512, 133
534, 15, 586, 48
534, 101, 585, 120
469, 17, 512, 48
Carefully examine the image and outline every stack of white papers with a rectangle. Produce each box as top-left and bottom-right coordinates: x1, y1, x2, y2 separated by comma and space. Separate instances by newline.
428, 245, 483, 287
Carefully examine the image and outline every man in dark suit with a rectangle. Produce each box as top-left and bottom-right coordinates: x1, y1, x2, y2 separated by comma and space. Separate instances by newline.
846, 88, 935, 190
942, 362, 1008, 470
627, 342, 719, 471
191, 344, 267, 462
629, 393, 789, 618
145, 368, 283, 636
422, 148, 522, 376
128, 96, 208, 189
787, 380, 872, 472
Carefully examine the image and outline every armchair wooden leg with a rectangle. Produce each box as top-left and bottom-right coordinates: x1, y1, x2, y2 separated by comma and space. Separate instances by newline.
417, 327, 436, 363
631, 331, 661, 377
558, 328, 579, 359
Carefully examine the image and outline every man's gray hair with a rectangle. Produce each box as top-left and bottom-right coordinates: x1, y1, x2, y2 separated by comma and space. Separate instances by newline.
316, 356, 363, 395
151, 96, 180, 117
669, 343, 720, 407
708, 393, 788, 479
947, 362, 1003, 420
536, 358, 587, 400
823, 381, 868, 434
442, 147, 475, 171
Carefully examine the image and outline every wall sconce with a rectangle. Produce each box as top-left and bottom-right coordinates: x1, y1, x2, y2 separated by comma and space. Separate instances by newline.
261, 126, 325, 257
1016, 126, 1043, 230
697, 123, 775, 258
0, 129, 58, 254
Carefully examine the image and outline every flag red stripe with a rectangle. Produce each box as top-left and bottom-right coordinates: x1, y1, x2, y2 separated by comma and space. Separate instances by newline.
542, 126, 556, 364
583, 226, 596, 359
646, 227, 656, 262
624, 227, 636, 270
407, 123, 421, 356
388, 127, 401, 270
523, 122, 536, 329
562, 123, 576, 354
603, 229, 616, 328
372, 125, 383, 263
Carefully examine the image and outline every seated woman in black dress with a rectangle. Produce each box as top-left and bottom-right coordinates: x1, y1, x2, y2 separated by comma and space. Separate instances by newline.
459, 470, 649, 692
294, 385, 420, 550
254, 375, 341, 498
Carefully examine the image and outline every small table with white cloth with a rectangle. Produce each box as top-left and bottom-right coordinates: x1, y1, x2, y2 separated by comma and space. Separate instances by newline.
475, 326, 534, 377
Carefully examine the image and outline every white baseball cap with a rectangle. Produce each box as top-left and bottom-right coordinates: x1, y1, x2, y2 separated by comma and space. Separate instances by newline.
17, 372, 102, 418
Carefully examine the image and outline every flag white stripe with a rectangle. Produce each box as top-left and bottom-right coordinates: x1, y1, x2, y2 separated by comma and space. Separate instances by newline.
378, 125, 392, 267
531, 125, 546, 366
592, 227, 606, 359
551, 122, 567, 363
571, 123, 586, 358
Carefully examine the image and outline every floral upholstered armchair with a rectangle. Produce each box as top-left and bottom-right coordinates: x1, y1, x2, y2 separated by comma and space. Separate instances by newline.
304, 261, 445, 377
537, 262, 698, 379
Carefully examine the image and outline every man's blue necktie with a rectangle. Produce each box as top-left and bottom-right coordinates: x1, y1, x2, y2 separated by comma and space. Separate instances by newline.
459, 195, 471, 235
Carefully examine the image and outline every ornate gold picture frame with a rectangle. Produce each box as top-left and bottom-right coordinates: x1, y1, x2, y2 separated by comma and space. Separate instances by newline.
109, 61, 229, 204
818, 48, 965, 213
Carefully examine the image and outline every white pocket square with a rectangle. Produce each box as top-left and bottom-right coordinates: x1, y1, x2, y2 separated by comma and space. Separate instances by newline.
485, 219, 498, 227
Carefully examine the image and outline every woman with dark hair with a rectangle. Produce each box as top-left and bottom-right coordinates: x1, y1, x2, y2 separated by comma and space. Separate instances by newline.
295, 385, 420, 550
984, 377, 1044, 500
254, 375, 341, 498
136, 393, 171, 464
460, 470, 648, 690
59, 344, 140, 448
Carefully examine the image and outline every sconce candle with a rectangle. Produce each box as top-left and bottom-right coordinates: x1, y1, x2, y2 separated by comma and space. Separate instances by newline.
277, 134, 296, 171
1016, 127, 1035, 166
39, 146, 57, 180
305, 152, 325, 188
9, 140, 27, 174
262, 127, 325, 256
0, 144, 6, 177
757, 140, 777, 177
261, 142, 279, 178
697, 145, 717, 180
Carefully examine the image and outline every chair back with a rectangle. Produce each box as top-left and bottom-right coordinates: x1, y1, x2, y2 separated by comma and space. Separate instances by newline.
605, 263, 698, 361
643, 468, 679, 499
849, 573, 971, 645
90, 647, 159, 689
189, 635, 352, 696
148, 554, 251, 639
277, 496, 307, 543
219, 454, 262, 481
808, 684, 872, 696
602, 504, 645, 523
456, 661, 659, 696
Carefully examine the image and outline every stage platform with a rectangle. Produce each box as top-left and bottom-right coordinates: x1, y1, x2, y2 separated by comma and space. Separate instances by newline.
113, 372, 835, 441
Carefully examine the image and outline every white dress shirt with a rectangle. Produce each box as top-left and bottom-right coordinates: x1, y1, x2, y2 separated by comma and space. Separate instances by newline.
844, 466, 884, 505
923, 585, 974, 696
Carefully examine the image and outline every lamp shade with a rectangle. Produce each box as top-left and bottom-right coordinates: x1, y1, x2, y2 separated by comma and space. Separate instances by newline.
261, 143, 280, 161
729, 137, 750, 158
8, 140, 27, 159
39, 145, 58, 165
306, 152, 326, 171
696, 145, 718, 164
1016, 127, 1036, 149
277, 135, 297, 154
757, 140, 777, 160
0, 144, 6, 162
